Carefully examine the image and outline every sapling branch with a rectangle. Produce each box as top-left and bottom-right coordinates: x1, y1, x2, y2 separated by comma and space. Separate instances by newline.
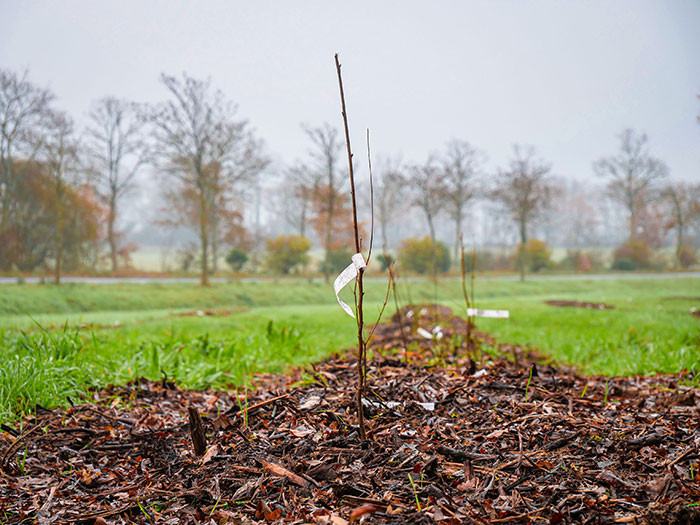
366, 261, 395, 344
470, 247, 476, 311
362, 129, 393, 347
460, 237, 478, 356
366, 129, 375, 266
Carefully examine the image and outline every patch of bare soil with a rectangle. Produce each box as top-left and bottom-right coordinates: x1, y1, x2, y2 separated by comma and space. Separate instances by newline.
545, 300, 615, 310
174, 307, 247, 318
1, 305, 699, 524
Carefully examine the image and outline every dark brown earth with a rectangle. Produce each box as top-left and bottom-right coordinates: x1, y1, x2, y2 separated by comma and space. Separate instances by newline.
545, 300, 615, 311
174, 307, 249, 318
1, 305, 699, 524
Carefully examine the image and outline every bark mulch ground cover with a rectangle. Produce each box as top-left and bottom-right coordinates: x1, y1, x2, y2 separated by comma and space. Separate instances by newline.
174, 307, 250, 318
1, 305, 699, 524
545, 301, 615, 311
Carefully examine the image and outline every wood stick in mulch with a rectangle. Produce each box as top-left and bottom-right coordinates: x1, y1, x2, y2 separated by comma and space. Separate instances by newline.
187, 405, 207, 456
262, 459, 308, 487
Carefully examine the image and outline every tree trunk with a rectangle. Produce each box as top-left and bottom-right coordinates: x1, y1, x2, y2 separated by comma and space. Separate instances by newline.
324, 190, 334, 284
199, 189, 209, 286
55, 183, 63, 285
0, 156, 14, 271
675, 223, 684, 270
107, 197, 118, 273
381, 217, 389, 255
518, 217, 527, 282
211, 218, 219, 274
454, 207, 463, 261
427, 213, 436, 245
299, 193, 307, 238
629, 208, 637, 241
426, 212, 437, 284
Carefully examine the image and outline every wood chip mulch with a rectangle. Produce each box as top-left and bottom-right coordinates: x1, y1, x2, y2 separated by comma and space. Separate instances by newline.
1, 304, 699, 524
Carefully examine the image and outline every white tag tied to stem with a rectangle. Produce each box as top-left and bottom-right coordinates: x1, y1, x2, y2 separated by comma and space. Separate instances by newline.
333, 253, 367, 318
466, 308, 510, 319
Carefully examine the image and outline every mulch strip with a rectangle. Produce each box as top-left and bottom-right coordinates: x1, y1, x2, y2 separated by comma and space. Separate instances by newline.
1, 305, 699, 524
545, 300, 615, 310
174, 307, 247, 318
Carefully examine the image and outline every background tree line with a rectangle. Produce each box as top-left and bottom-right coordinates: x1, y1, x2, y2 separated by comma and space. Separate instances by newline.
277, 127, 699, 280
1, 67, 699, 284
0, 69, 267, 285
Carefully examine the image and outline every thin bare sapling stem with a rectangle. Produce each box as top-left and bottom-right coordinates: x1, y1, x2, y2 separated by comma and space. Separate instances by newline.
459, 238, 472, 354
335, 53, 367, 440
470, 246, 477, 359
460, 237, 479, 358
389, 261, 410, 357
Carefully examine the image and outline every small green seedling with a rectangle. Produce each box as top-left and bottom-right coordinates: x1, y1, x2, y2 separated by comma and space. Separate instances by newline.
408, 473, 422, 512
525, 366, 534, 402
604, 380, 609, 406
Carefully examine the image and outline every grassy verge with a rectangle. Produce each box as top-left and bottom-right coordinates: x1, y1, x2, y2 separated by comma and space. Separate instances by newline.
0, 277, 698, 424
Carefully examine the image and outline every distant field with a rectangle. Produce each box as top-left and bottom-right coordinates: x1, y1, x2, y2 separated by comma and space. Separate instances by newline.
0, 276, 698, 423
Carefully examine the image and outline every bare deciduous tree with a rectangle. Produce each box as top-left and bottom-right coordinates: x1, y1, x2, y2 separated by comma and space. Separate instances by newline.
407, 158, 447, 282
373, 156, 405, 254
408, 157, 446, 244
0, 69, 54, 269
564, 192, 600, 248
281, 161, 319, 238
42, 110, 80, 284
206, 144, 266, 272
303, 123, 345, 281
663, 182, 700, 269
593, 129, 668, 241
149, 73, 267, 286
492, 144, 555, 281
85, 97, 147, 273
440, 139, 483, 259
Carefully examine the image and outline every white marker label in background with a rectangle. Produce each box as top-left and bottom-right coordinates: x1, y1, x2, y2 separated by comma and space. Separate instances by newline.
416, 327, 433, 339
333, 253, 367, 318
467, 308, 510, 319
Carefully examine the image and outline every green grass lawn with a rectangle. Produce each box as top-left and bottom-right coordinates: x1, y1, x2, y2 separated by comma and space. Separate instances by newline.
0, 276, 698, 424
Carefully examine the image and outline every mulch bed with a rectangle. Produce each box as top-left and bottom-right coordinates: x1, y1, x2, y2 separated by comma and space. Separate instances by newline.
1, 305, 699, 524
545, 300, 615, 311
174, 308, 247, 318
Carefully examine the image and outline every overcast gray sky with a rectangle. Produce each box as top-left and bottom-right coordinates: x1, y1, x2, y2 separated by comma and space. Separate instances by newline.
2, 1, 699, 182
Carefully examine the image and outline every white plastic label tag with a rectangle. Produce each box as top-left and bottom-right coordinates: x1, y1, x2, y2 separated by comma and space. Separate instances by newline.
416, 327, 433, 339
467, 308, 510, 319
333, 253, 367, 318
